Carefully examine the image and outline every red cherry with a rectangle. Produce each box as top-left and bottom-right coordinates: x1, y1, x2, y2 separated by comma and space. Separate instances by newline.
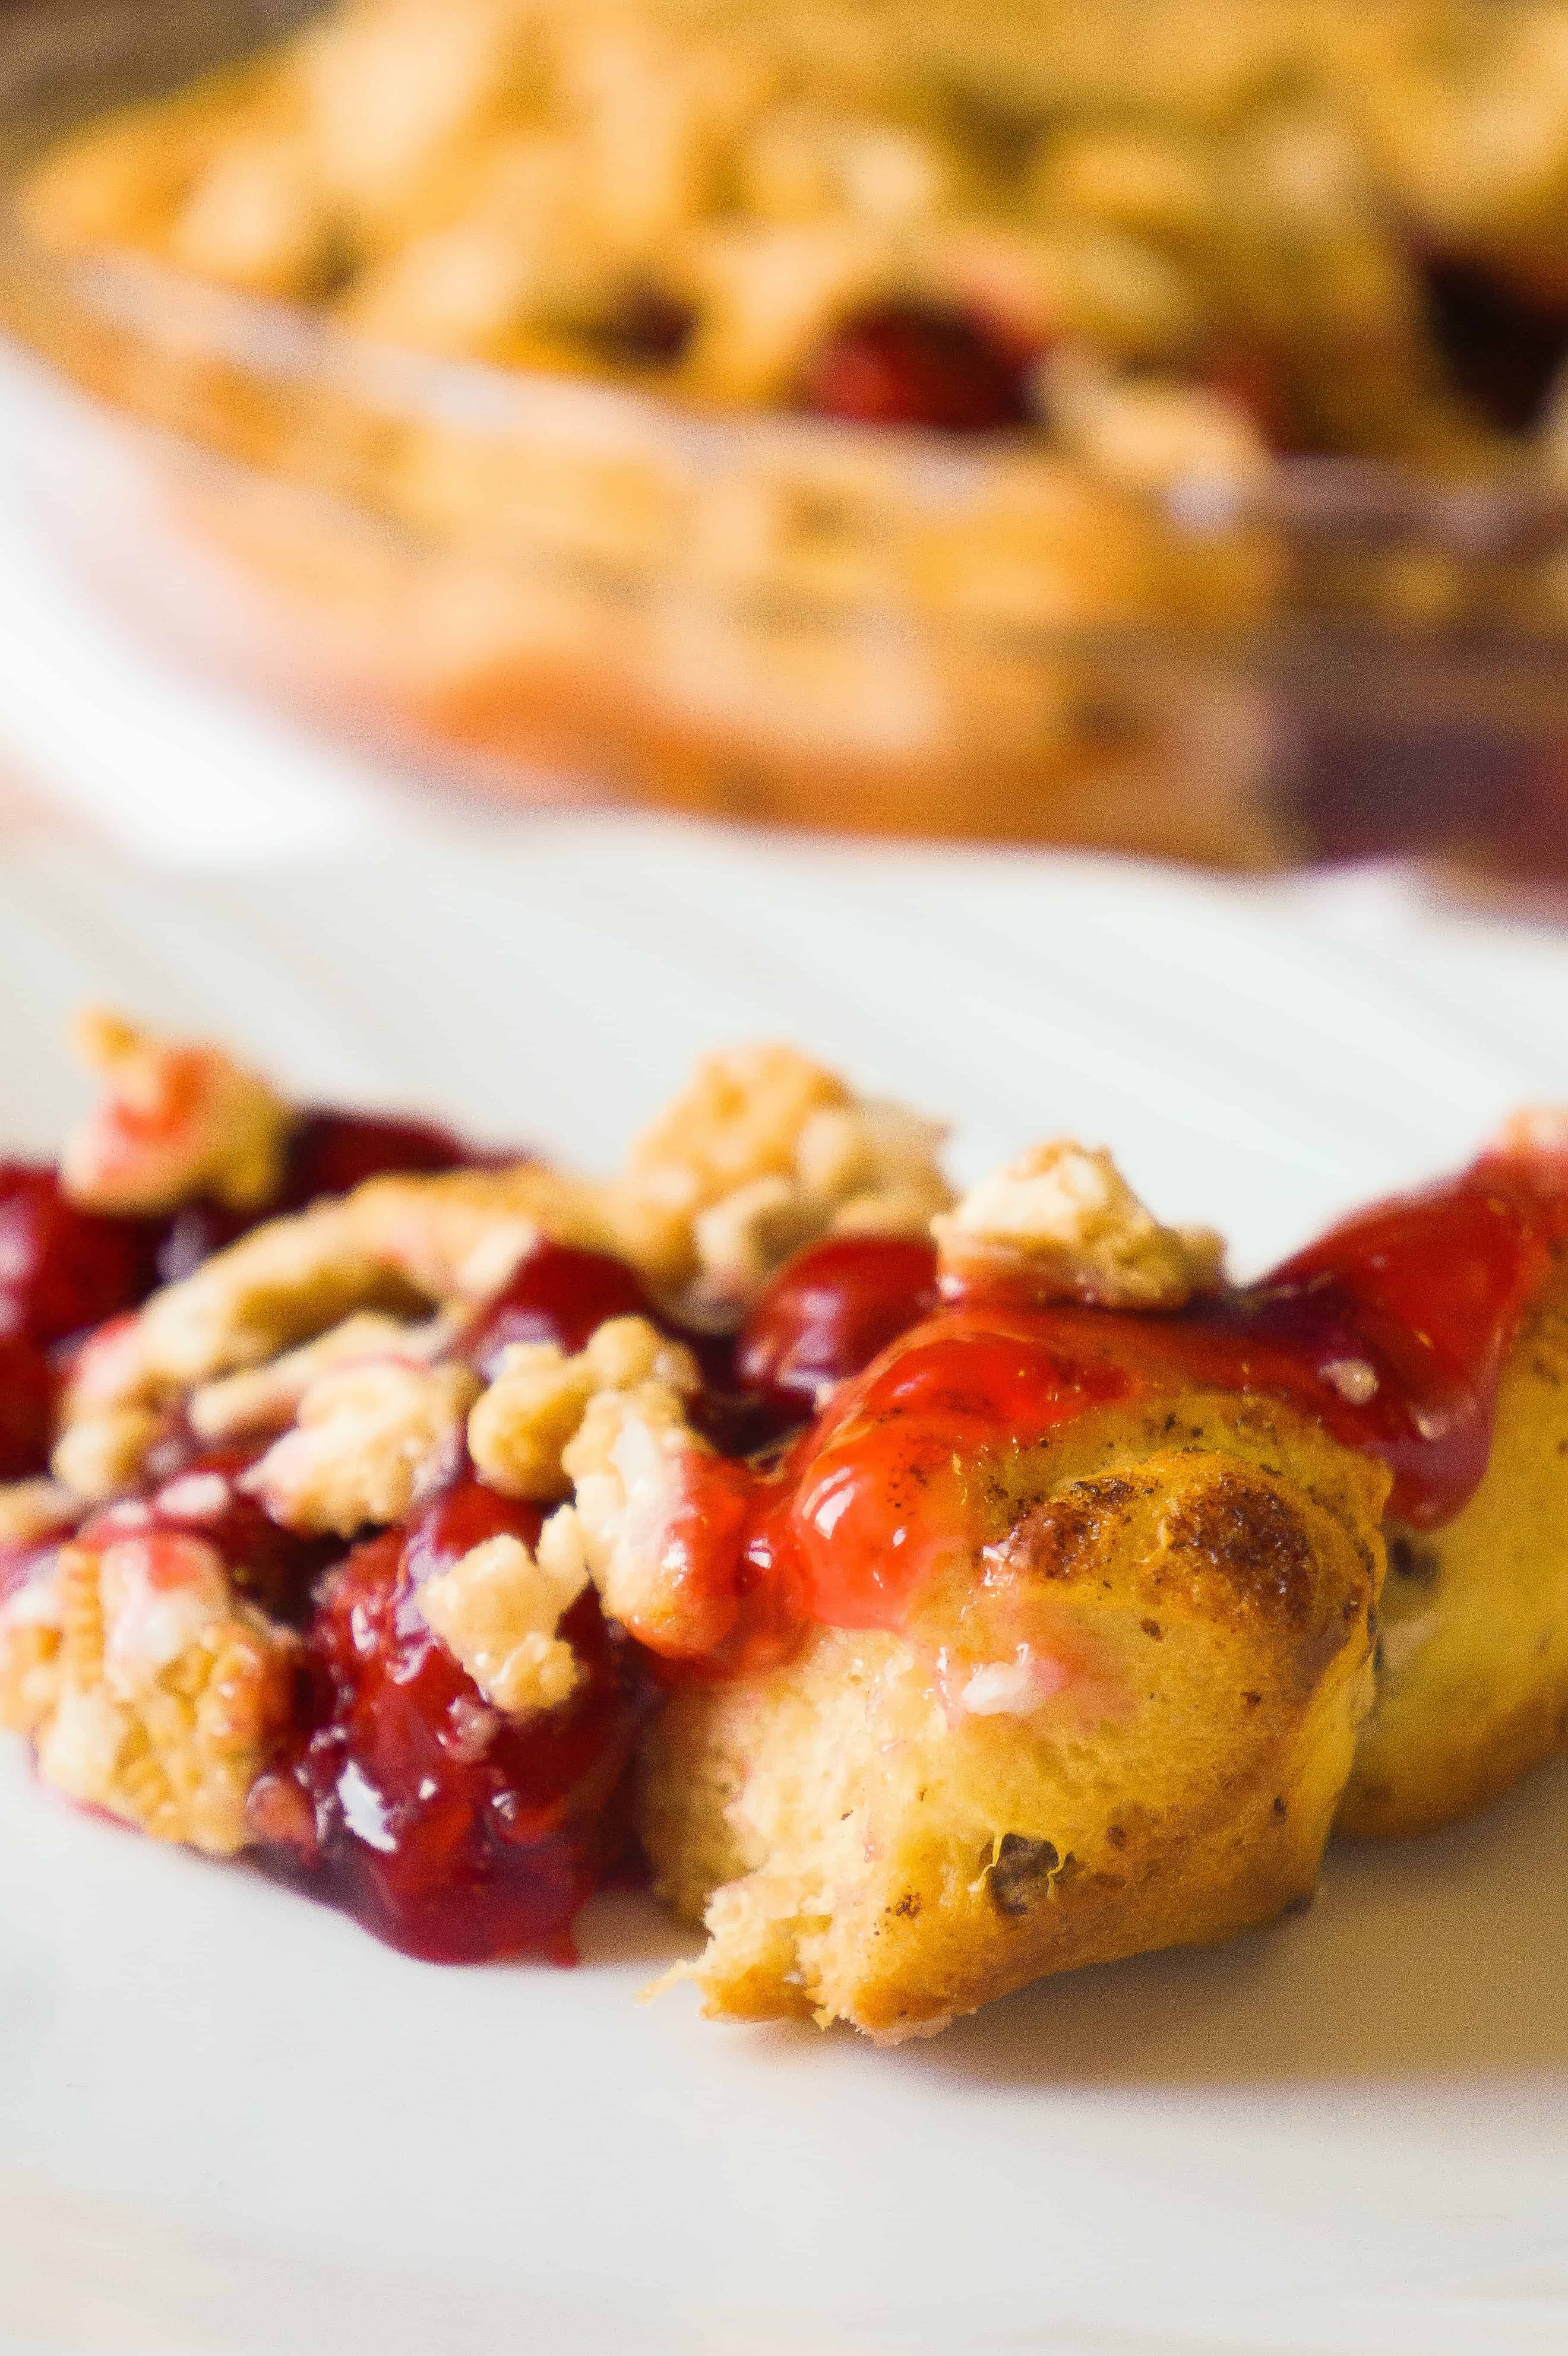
278, 1107, 490, 1210
400, 1466, 545, 1588
252, 1470, 652, 1963
455, 1239, 658, 1380
0, 1163, 158, 1346
0, 1332, 56, 1479
798, 302, 1034, 432
737, 1234, 940, 1428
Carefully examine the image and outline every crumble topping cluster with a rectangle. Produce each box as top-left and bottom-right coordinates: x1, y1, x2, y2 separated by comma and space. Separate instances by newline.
63, 1007, 292, 1216
0, 1009, 1207, 1857
933, 1137, 1223, 1309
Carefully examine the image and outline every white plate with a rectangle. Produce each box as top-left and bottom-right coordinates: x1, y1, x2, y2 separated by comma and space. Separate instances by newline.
2, 821, 1567, 2356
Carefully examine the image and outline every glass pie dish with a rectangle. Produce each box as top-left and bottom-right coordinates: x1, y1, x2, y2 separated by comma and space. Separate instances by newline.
10, 0, 1568, 874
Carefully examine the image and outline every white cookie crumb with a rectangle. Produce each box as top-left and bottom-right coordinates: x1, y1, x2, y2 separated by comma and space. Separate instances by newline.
0, 1479, 76, 1550
417, 1532, 586, 1717
562, 1381, 743, 1654
152, 1472, 231, 1523
468, 1314, 700, 1502
1321, 1357, 1378, 1406
188, 1310, 452, 1441
61, 1006, 292, 1215
933, 1139, 1222, 1310
24, 1536, 296, 1853
245, 1358, 479, 1535
51, 1407, 164, 1504
614, 1044, 952, 1307
960, 1647, 1072, 1718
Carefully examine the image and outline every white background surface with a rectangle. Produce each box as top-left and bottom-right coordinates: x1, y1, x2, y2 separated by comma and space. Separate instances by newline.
0, 351, 1567, 2356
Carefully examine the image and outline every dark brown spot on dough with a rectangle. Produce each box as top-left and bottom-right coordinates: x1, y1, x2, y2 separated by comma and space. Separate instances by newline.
985, 1834, 1064, 1917
1163, 1475, 1315, 1629
891, 1891, 921, 1919
1141, 1617, 1163, 1639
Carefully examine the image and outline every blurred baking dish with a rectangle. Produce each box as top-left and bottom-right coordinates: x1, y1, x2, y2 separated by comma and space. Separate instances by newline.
11, 0, 1568, 867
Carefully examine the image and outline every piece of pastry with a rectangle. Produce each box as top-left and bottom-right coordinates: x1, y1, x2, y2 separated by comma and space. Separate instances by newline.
5, 1016, 1568, 2039
644, 1126, 1568, 2033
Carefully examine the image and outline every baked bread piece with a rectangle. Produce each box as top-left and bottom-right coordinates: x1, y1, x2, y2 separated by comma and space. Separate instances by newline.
1340, 1254, 1568, 1839
643, 1389, 1386, 2041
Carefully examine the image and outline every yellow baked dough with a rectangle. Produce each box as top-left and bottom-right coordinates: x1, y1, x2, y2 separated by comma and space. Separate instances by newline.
1340, 1259, 1568, 1838
642, 1389, 1387, 2039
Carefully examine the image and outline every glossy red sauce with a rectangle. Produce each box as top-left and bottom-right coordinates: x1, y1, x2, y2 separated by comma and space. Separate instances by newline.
252, 1468, 652, 1964
651, 1148, 1568, 1674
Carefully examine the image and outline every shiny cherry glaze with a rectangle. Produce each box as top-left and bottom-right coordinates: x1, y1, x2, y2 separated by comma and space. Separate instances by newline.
798, 302, 1035, 432
255, 1469, 651, 1964
0, 1333, 56, 1481
737, 1234, 940, 1427
455, 1239, 660, 1379
647, 1149, 1568, 1677
0, 1163, 158, 1346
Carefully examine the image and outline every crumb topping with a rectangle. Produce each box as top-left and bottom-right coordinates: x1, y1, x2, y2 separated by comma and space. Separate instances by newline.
467, 1314, 699, 1501
20, 1535, 296, 1853
244, 1358, 480, 1536
1495, 1104, 1568, 1157
933, 1138, 1223, 1309
417, 1530, 587, 1716
58, 1163, 610, 1424
61, 1007, 292, 1215
51, 1407, 166, 1506
613, 1045, 952, 1303
557, 1379, 746, 1655
0, 1479, 76, 1549
0, 1550, 66, 1735
188, 1308, 455, 1441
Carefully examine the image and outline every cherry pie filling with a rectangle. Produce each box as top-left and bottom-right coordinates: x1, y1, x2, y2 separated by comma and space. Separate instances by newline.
9, 1129, 1567, 1964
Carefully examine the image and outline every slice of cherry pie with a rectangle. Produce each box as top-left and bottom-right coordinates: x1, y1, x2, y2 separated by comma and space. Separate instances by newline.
3, 1013, 1567, 2039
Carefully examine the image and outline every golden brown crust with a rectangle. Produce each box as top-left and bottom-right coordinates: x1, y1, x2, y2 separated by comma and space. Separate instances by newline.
1338, 1257, 1568, 1838
641, 1390, 1386, 2039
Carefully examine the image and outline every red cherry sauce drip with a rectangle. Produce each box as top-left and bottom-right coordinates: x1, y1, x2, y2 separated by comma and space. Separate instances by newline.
255, 1469, 653, 1964
653, 1150, 1568, 1676
799, 301, 1034, 432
